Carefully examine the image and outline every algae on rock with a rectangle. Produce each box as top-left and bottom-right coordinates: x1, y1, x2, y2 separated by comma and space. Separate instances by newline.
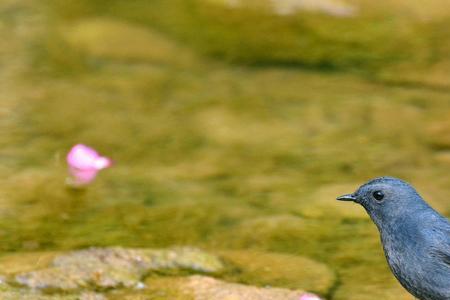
221, 250, 334, 294
13, 247, 223, 290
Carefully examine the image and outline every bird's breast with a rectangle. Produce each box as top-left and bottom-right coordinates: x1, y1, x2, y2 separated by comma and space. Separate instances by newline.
380, 225, 450, 300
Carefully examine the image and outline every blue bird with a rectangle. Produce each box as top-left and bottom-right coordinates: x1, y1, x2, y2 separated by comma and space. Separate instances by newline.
337, 177, 450, 300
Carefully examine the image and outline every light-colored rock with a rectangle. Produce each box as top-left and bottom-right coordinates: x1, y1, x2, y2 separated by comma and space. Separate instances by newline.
79, 292, 106, 300
14, 247, 223, 290
183, 275, 311, 300
209, 0, 356, 17
270, 0, 356, 16
0, 284, 100, 300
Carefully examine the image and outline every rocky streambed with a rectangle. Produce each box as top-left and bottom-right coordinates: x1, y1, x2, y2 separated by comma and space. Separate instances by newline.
0, 247, 328, 299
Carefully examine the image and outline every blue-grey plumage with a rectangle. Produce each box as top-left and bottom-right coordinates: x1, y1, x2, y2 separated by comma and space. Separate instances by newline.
337, 177, 450, 300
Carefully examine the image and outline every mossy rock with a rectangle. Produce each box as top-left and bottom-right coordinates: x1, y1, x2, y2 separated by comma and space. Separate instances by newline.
110, 277, 194, 300
215, 215, 307, 250
0, 247, 223, 291
0, 251, 57, 275
62, 17, 193, 64
0, 283, 105, 300
112, 276, 318, 300
213, 214, 345, 257
221, 250, 335, 294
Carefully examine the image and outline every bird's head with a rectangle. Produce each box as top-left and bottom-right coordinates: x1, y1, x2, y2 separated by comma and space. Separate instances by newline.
337, 177, 429, 228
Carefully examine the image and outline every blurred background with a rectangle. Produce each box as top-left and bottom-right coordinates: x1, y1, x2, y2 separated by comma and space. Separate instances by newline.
1, 0, 450, 299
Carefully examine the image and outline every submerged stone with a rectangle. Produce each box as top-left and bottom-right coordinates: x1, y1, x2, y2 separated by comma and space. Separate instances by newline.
0, 247, 329, 299
216, 215, 310, 251
221, 250, 335, 294
63, 18, 190, 63
183, 275, 310, 300
0, 283, 105, 300
208, 0, 357, 17
13, 247, 223, 290
79, 293, 106, 300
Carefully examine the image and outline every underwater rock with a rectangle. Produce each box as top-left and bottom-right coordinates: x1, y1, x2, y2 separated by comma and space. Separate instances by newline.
0, 252, 56, 276
1, 247, 329, 299
221, 250, 335, 294
209, 0, 356, 17
0, 282, 105, 300
14, 247, 223, 290
218, 215, 307, 249
297, 184, 369, 219
63, 18, 187, 63
183, 275, 311, 300
79, 293, 106, 300
217, 214, 343, 256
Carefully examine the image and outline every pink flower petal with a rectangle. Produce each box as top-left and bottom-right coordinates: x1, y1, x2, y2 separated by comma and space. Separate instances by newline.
66, 144, 112, 186
67, 144, 101, 170
93, 156, 112, 170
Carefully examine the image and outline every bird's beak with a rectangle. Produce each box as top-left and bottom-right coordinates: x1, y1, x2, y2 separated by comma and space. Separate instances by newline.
336, 194, 357, 202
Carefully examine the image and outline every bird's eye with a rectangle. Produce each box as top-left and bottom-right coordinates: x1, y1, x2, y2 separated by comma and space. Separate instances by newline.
373, 191, 384, 201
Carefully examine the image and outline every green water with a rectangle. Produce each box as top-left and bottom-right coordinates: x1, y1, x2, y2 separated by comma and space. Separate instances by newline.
1, 0, 450, 299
